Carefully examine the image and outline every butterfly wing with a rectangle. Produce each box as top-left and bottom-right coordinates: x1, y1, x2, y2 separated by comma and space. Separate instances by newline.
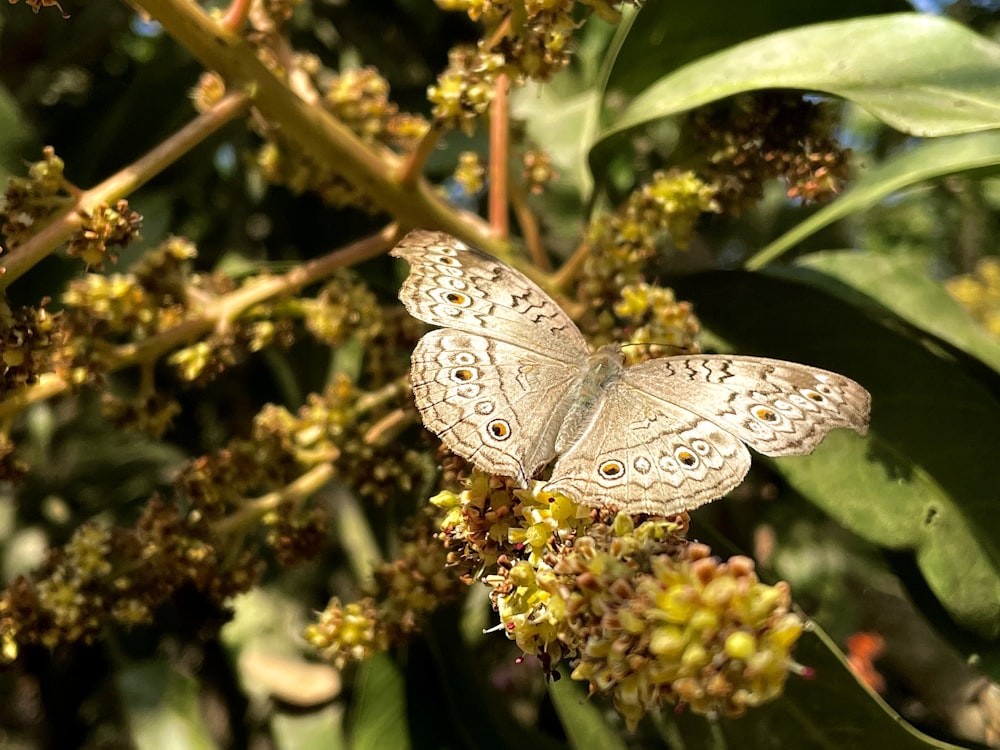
621, 355, 870, 456
410, 329, 582, 485
392, 230, 589, 359
544, 381, 753, 515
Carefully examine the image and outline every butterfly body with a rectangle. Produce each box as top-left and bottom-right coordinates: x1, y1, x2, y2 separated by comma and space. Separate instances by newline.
393, 230, 871, 515
556, 345, 625, 453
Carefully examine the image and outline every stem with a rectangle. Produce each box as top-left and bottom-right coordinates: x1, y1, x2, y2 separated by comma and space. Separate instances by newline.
219, 0, 251, 32
509, 179, 549, 271
551, 240, 591, 292
0, 91, 250, 292
212, 462, 336, 537
488, 74, 510, 238
397, 122, 444, 191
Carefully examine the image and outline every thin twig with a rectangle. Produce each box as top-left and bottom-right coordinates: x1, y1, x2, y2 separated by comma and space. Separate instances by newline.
0, 225, 404, 420
212, 462, 337, 537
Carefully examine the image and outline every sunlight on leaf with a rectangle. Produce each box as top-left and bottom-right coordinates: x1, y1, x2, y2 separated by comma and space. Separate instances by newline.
549, 676, 628, 750
351, 653, 410, 750
748, 131, 1000, 268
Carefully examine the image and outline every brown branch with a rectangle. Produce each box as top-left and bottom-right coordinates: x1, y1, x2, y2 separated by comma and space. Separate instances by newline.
551, 239, 591, 293
509, 178, 549, 271
219, 0, 251, 32
212, 462, 337, 537
397, 122, 445, 191
126, 0, 496, 251
0, 91, 250, 292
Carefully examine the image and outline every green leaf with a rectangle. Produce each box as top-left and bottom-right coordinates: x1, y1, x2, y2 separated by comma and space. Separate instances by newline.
511, 5, 636, 206
789, 251, 1000, 374
673, 269, 1000, 638
0, 83, 37, 180
117, 660, 218, 750
408, 608, 565, 750
655, 627, 968, 749
604, 0, 911, 100
592, 14, 1000, 183
272, 706, 347, 750
748, 132, 1000, 268
513, 87, 603, 202
350, 653, 411, 750
549, 676, 627, 750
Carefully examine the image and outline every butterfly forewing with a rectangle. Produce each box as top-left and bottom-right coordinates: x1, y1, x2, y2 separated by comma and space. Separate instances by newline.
392, 230, 590, 360
620, 355, 870, 457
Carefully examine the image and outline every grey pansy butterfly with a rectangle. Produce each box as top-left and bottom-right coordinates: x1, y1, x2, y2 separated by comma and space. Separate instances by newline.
392, 230, 871, 516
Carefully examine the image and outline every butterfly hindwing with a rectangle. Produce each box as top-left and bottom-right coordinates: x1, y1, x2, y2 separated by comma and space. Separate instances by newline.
544, 380, 753, 515
410, 329, 581, 485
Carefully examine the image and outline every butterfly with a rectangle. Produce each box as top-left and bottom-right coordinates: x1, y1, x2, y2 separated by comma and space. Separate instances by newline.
392, 230, 871, 515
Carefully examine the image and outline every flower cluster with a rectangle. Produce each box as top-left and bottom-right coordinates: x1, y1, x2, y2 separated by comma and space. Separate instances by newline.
251, 65, 429, 208
613, 283, 701, 363
382, 472, 805, 728
558, 529, 803, 728
574, 170, 713, 341
100, 390, 183, 439
522, 149, 556, 194
0, 357, 431, 662
177, 385, 346, 523
434, 1, 642, 82
310, 452, 805, 727
0, 147, 72, 248
304, 270, 385, 347
305, 597, 387, 669
67, 199, 143, 269
0, 148, 141, 266
59, 237, 200, 381
305, 510, 466, 667
323, 67, 429, 150
0, 500, 264, 665
0, 299, 66, 399
453, 151, 488, 197
9, 0, 68, 14
689, 92, 850, 214
946, 257, 1000, 336
428, 44, 507, 133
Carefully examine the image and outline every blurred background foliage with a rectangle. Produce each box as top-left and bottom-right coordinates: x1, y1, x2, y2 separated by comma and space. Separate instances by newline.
1, 0, 1000, 748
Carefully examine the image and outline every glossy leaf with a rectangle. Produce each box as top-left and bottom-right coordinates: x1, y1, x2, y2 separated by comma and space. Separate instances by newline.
788, 251, 1000, 374
549, 676, 627, 750
592, 14, 1000, 184
350, 653, 411, 750
272, 707, 347, 750
673, 269, 1000, 638
604, 0, 911, 99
